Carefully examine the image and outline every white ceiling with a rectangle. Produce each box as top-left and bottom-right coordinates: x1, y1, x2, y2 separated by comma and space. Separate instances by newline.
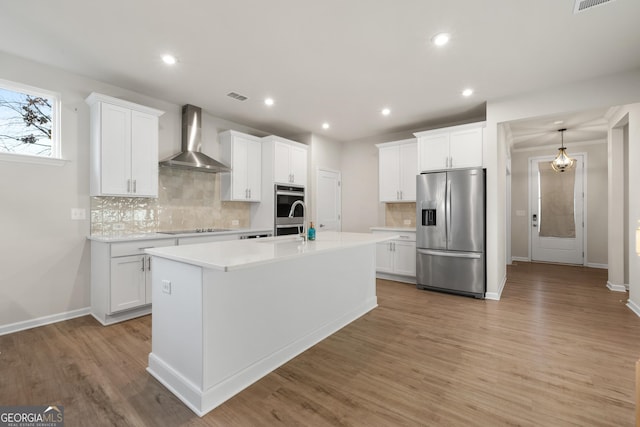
1, 0, 639, 142
506, 107, 611, 151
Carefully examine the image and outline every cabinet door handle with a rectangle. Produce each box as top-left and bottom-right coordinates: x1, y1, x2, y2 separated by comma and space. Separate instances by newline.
133, 179, 137, 193
400, 190, 403, 200
249, 188, 252, 198
141, 258, 145, 271
147, 256, 151, 271
127, 179, 131, 193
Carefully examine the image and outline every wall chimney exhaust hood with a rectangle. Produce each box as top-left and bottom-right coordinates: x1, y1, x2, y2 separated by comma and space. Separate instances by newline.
159, 104, 231, 173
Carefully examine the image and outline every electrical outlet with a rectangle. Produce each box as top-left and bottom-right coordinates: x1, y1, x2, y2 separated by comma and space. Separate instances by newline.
231, 219, 239, 226
403, 219, 411, 225
71, 208, 86, 220
112, 223, 125, 231
516, 210, 526, 217
162, 280, 171, 294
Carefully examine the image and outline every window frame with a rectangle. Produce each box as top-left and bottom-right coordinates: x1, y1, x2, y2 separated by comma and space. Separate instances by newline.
0, 78, 64, 166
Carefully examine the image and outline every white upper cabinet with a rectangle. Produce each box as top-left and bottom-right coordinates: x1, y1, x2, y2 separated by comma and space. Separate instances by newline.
86, 93, 164, 197
415, 122, 485, 172
376, 139, 417, 202
264, 136, 308, 187
219, 130, 262, 202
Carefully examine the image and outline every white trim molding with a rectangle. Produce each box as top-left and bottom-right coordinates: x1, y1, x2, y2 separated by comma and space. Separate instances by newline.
586, 263, 608, 269
626, 299, 640, 317
0, 307, 91, 336
0, 152, 69, 166
511, 256, 530, 263
485, 274, 507, 300
607, 281, 628, 292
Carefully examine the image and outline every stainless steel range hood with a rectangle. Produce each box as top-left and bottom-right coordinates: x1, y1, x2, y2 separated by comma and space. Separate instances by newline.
159, 104, 231, 173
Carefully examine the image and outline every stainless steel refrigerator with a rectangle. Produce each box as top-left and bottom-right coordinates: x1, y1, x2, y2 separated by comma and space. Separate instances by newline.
416, 168, 486, 298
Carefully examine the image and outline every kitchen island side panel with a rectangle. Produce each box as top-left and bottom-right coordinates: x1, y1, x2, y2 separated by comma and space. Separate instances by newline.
148, 259, 204, 394
202, 244, 377, 390
148, 241, 377, 416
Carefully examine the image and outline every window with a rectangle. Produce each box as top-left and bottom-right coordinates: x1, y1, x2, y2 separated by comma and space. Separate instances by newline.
0, 78, 61, 160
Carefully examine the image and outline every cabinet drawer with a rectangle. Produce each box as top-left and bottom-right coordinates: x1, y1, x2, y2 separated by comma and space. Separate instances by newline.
372, 230, 416, 242
395, 232, 416, 242
111, 238, 176, 257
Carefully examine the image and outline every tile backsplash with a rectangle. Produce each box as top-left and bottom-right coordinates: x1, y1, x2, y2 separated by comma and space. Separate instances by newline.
385, 202, 416, 228
90, 168, 251, 235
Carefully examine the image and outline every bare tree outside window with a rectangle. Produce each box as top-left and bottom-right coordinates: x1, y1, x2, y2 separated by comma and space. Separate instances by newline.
0, 87, 54, 157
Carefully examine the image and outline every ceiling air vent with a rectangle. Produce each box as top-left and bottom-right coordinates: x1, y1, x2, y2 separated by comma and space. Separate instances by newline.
227, 92, 248, 101
573, 0, 616, 13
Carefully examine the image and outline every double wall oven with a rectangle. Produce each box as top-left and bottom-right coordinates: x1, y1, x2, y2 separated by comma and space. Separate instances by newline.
274, 184, 305, 236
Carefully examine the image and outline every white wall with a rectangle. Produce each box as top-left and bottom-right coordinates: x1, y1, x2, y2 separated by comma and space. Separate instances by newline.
510, 142, 608, 266
607, 104, 640, 314
486, 67, 640, 300
340, 139, 384, 232
0, 51, 267, 332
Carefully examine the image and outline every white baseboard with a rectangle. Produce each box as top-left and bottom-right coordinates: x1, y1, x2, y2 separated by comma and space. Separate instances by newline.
485, 274, 507, 300
606, 281, 628, 292
0, 307, 91, 336
511, 256, 530, 263
376, 272, 416, 285
586, 263, 608, 269
626, 299, 640, 317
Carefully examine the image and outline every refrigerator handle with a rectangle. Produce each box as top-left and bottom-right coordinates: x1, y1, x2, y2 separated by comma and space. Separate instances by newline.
418, 248, 481, 259
446, 178, 451, 243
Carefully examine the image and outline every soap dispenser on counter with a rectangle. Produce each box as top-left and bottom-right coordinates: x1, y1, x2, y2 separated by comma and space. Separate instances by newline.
307, 222, 316, 241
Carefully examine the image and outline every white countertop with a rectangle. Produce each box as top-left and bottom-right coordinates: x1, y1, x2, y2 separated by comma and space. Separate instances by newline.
146, 231, 397, 272
87, 228, 273, 243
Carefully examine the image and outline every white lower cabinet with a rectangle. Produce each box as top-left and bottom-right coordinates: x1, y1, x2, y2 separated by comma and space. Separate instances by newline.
91, 238, 176, 325
372, 229, 416, 283
110, 255, 148, 312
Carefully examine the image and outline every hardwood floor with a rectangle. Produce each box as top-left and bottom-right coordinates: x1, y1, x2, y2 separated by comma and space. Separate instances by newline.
1, 262, 639, 426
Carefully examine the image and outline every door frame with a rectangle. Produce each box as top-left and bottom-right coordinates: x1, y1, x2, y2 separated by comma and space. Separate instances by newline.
527, 152, 588, 265
315, 167, 342, 232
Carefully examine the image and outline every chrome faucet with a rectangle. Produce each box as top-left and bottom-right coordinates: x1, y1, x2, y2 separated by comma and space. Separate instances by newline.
288, 200, 307, 242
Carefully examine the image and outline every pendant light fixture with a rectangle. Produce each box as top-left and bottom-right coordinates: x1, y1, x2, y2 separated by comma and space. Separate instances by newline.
550, 128, 575, 172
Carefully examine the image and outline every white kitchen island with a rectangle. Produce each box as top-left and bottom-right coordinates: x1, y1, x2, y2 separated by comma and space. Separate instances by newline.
145, 231, 395, 416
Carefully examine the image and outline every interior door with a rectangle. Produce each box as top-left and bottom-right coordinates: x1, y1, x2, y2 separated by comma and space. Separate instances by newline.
530, 155, 584, 264
316, 169, 341, 231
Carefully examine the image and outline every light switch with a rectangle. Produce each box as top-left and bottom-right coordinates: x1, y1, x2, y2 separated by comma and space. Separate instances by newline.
403, 219, 411, 225
231, 219, 239, 226
515, 210, 526, 217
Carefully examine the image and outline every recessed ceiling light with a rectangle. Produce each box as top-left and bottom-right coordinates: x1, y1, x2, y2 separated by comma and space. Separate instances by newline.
264, 98, 274, 106
381, 108, 391, 116
322, 122, 330, 130
161, 54, 177, 65
431, 33, 450, 47
554, 120, 564, 125
462, 88, 474, 97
